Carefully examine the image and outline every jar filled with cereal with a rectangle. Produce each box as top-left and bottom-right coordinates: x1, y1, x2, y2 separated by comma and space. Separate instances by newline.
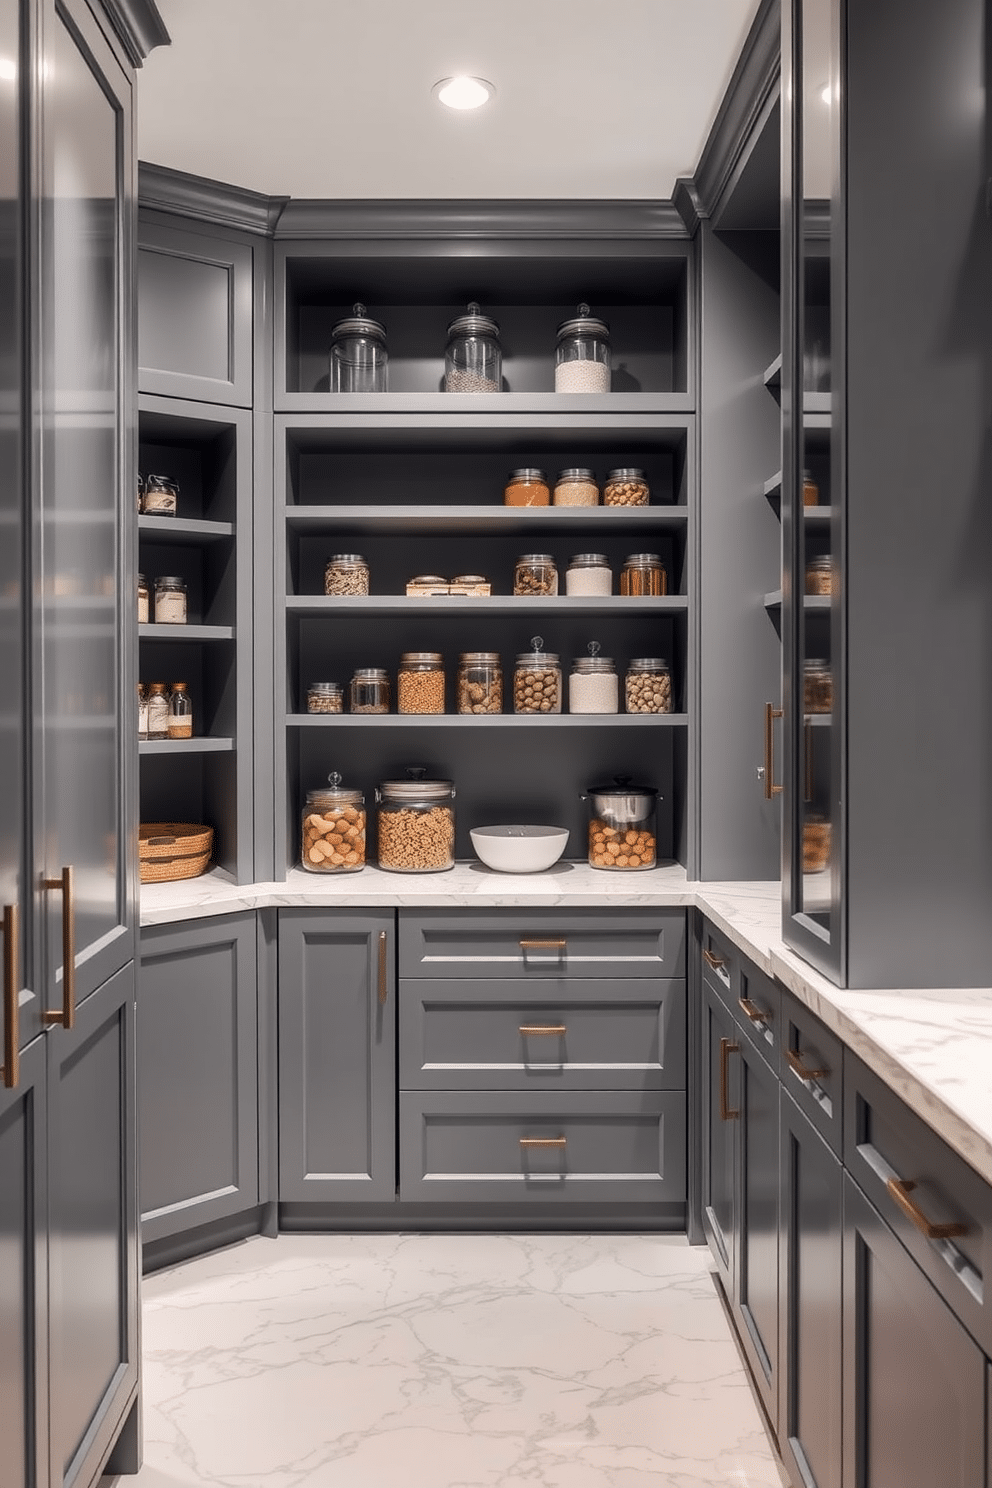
376, 769, 455, 873
553, 468, 599, 506
398, 652, 445, 714
583, 777, 658, 871
301, 772, 366, 873
324, 554, 370, 597
307, 682, 343, 715
513, 636, 561, 714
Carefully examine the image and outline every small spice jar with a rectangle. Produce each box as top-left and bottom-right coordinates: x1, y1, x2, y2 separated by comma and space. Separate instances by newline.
604, 468, 649, 507
457, 652, 502, 715
137, 684, 148, 741
805, 555, 835, 596
445, 303, 502, 394
350, 667, 390, 714
513, 636, 561, 715
569, 643, 618, 714
803, 813, 831, 874
153, 576, 187, 624
324, 554, 370, 597
329, 304, 388, 394
137, 573, 149, 625
565, 553, 612, 596
583, 777, 658, 871
302, 772, 367, 874
803, 469, 819, 507
146, 681, 169, 740
625, 658, 673, 714
504, 468, 550, 507
803, 658, 833, 714
514, 553, 558, 597
620, 553, 667, 596
555, 304, 611, 394
376, 769, 456, 873
553, 468, 599, 507
398, 652, 445, 714
167, 682, 193, 740
141, 474, 178, 516
307, 682, 343, 715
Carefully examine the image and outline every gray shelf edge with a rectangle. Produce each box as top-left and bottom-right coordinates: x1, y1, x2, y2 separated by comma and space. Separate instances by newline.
139, 738, 236, 755
138, 624, 236, 640
285, 713, 690, 728
138, 516, 236, 541
284, 504, 689, 528
273, 393, 697, 418
762, 591, 831, 612
284, 597, 689, 615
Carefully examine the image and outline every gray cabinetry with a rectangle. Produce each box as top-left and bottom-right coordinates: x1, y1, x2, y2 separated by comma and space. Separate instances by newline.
700, 975, 736, 1290
138, 914, 259, 1245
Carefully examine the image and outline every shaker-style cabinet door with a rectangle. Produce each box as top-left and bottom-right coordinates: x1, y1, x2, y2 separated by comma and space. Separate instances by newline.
700, 977, 737, 1292
734, 1033, 780, 1429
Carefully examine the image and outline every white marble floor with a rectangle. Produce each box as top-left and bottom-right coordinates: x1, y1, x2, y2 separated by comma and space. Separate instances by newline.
111, 1232, 787, 1488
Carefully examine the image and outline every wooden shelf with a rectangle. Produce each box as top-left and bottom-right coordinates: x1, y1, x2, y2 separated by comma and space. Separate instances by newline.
285, 504, 688, 536
285, 595, 688, 618
139, 738, 235, 755
139, 516, 235, 544
139, 623, 235, 641
286, 712, 689, 728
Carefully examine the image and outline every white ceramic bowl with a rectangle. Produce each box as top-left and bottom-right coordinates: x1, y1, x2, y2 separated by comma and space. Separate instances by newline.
470, 824, 569, 873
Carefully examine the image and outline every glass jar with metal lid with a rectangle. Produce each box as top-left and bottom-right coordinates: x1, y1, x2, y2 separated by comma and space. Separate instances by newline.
805, 555, 835, 596
553, 468, 599, 506
803, 658, 833, 714
302, 772, 367, 873
555, 303, 611, 394
307, 681, 343, 715
324, 553, 370, 597
604, 468, 650, 506
445, 302, 501, 393
504, 468, 550, 506
137, 684, 148, 741
376, 768, 456, 872
569, 642, 618, 714
146, 681, 169, 740
141, 474, 178, 516
457, 652, 502, 715
514, 553, 557, 596
625, 658, 673, 714
154, 575, 187, 624
513, 636, 561, 714
137, 573, 149, 624
349, 667, 390, 714
582, 776, 659, 870
565, 553, 611, 597
620, 553, 667, 596
167, 682, 193, 739
398, 652, 445, 714
329, 303, 388, 393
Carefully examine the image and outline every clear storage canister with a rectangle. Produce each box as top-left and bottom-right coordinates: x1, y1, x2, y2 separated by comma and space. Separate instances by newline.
804, 658, 833, 714
350, 667, 390, 714
625, 657, 673, 714
569, 643, 618, 714
553, 468, 599, 506
154, 575, 187, 624
565, 553, 611, 596
307, 682, 343, 715
457, 652, 502, 715
445, 302, 501, 394
584, 777, 658, 871
805, 555, 834, 596
620, 553, 667, 596
329, 303, 388, 394
302, 772, 366, 874
513, 636, 561, 714
146, 681, 168, 740
514, 553, 558, 596
167, 682, 193, 739
141, 474, 178, 516
398, 652, 445, 714
137, 684, 148, 741
803, 813, 831, 874
376, 770, 455, 873
324, 553, 369, 596
504, 468, 550, 506
604, 468, 649, 507
137, 573, 149, 624
555, 303, 611, 394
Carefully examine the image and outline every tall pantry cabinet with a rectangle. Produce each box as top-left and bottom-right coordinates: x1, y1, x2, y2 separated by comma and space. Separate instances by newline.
0, 2, 166, 1486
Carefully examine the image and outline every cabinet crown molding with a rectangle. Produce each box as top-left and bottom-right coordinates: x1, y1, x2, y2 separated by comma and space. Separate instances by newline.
98, 0, 170, 65
692, 0, 780, 223
138, 162, 290, 236
273, 198, 689, 241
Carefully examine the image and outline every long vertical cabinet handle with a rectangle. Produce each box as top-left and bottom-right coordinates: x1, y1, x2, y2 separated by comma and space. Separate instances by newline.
719, 1038, 740, 1121
377, 929, 388, 1007
1, 903, 19, 1089
41, 865, 75, 1030
763, 704, 784, 800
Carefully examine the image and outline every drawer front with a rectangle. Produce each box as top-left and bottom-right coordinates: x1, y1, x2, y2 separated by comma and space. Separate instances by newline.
845, 1054, 992, 1353
781, 991, 841, 1152
701, 921, 736, 1005
399, 909, 686, 981
399, 1090, 686, 1205
399, 978, 685, 1091
736, 960, 781, 1069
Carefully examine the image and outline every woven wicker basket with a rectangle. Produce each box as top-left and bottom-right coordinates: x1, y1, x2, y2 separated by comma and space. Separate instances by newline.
139, 823, 213, 884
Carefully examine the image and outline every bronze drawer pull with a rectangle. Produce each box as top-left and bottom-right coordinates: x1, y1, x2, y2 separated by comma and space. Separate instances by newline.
703, 948, 725, 971
764, 702, 784, 799
519, 937, 566, 951
1, 904, 19, 1090
786, 1047, 830, 1083
377, 930, 388, 1006
41, 865, 75, 1030
519, 1136, 566, 1148
719, 1038, 740, 1121
886, 1178, 968, 1241
519, 1024, 566, 1036
738, 996, 769, 1026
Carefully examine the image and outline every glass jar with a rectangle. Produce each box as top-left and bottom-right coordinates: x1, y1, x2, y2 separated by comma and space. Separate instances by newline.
141, 474, 178, 516
803, 469, 819, 507
329, 304, 388, 394
376, 770, 455, 873
167, 682, 193, 740
513, 637, 561, 714
324, 553, 370, 597
604, 468, 650, 507
146, 681, 168, 740
569, 644, 618, 714
555, 303, 611, 394
398, 652, 445, 714
307, 682, 343, 715
302, 772, 367, 874
553, 468, 599, 506
805, 555, 835, 596
445, 302, 501, 393
504, 468, 550, 507
803, 813, 831, 874
514, 553, 558, 597
583, 777, 658, 871
804, 658, 833, 714
625, 658, 673, 714
620, 553, 667, 596
457, 652, 502, 715
137, 573, 149, 624
565, 553, 612, 597
350, 667, 390, 714
137, 472, 144, 512
154, 575, 187, 624
137, 684, 148, 742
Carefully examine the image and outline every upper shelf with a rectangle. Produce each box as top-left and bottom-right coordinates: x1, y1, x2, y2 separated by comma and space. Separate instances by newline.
274, 394, 695, 424
286, 595, 689, 619
285, 504, 689, 536
139, 516, 235, 544
139, 623, 235, 642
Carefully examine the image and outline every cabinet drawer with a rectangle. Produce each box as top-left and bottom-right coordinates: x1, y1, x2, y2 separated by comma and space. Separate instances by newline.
845, 1055, 992, 1354
701, 921, 736, 1002
399, 978, 685, 1091
701, 921, 780, 1067
399, 910, 685, 980
399, 1090, 686, 1205
781, 991, 841, 1154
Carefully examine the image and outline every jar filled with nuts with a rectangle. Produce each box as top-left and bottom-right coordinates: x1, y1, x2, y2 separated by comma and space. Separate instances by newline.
301, 772, 366, 874
803, 813, 831, 874
324, 554, 370, 597
504, 468, 550, 506
307, 682, 343, 715
398, 652, 445, 714
350, 667, 390, 714
583, 777, 658, 871
620, 553, 667, 597
604, 468, 650, 507
513, 637, 561, 714
803, 658, 833, 714
376, 770, 455, 873
625, 658, 673, 714
553, 468, 599, 507
514, 553, 558, 596
457, 652, 502, 715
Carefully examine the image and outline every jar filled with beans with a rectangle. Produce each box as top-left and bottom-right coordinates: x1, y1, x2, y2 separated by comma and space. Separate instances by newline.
620, 553, 667, 596
457, 652, 502, 715
398, 652, 445, 714
803, 658, 833, 714
625, 657, 673, 714
504, 468, 550, 506
301, 772, 366, 873
604, 468, 649, 506
324, 554, 370, 597
514, 553, 558, 596
376, 771, 455, 873
350, 667, 390, 714
553, 468, 599, 506
584, 777, 658, 871
513, 637, 561, 714
307, 682, 343, 714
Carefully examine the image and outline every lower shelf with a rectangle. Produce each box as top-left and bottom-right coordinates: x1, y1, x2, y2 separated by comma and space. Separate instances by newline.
140, 738, 235, 754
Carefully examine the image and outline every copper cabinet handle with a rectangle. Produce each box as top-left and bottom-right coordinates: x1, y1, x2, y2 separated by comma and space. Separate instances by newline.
1, 904, 19, 1090
519, 1136, 566, 1148
786, 1047, 830, 1083
738, 996, 769, 1026
41, 865, 75, 1030
519, 938, 566, 951
377, 930, 388, 1006
719, 1038, 740, 1120
764, 703, 784, 799
703, 948, 725, 971
519, 1024, 567, 1036
886, 1178, 968, 1241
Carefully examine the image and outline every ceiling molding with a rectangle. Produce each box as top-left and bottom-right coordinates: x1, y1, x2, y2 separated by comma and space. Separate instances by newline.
273, 199, 690, 242
692, 0, 780, 222
138, 162, 290, 236
98, 0, 170, 66
672, 179, 703, 238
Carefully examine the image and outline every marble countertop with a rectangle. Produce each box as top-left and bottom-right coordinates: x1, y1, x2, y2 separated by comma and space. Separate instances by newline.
141, 864, 992, 1188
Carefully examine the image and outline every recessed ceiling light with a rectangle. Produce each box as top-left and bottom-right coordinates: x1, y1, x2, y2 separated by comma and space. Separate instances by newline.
0, 58, 16, 81
434, 76, 494, 111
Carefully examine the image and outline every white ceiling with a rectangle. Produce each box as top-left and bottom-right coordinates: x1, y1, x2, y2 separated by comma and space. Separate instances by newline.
137, 0, 764, 201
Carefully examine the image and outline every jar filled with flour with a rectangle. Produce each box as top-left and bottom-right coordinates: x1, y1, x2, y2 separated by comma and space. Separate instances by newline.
555, 304, 611, 394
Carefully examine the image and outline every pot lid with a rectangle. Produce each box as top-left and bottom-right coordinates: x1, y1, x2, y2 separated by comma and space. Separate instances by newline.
586, 774, 658, 799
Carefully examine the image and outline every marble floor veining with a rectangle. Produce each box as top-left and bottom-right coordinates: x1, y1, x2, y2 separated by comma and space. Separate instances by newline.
109, 1232, 788, 1488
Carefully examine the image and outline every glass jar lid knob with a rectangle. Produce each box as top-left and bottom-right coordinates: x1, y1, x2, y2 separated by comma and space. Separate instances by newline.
587, 640, 601, 659
577, 302, 590, 316
352, 303, 366, 318
328, 771, 342, 789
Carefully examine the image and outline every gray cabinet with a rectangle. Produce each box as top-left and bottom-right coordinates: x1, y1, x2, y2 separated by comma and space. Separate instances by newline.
278, 909, 395, 1204
138, 914, 259, 1245
700, 975, 736, 1290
